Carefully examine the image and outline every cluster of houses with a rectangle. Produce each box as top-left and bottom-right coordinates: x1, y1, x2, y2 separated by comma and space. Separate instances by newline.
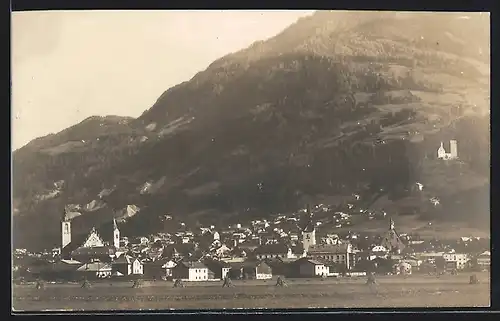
13, 202, 490, 283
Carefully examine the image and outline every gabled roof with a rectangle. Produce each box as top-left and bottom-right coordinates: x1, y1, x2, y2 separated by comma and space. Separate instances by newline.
478, 251, 491, 257
301, 219, 315, 233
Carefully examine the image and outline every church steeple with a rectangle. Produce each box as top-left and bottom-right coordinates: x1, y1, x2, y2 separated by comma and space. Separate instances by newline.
61, 208, 71, 249
302, 203, 316, 254
381, 217, 405, 254
113, 218, 120, 249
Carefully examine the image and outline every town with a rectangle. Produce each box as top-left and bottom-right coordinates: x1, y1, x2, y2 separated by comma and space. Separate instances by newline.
13, 198, 490, 284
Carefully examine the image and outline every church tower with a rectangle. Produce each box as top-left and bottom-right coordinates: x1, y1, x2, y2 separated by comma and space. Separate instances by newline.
381, 217, 405, 254
113, 218, 120, 249
61, 211, 71, 249
302, 204, 316, 254
449, 140, 458, 159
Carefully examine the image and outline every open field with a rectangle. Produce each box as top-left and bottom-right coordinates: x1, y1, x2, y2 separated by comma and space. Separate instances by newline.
13, 273, 490, 311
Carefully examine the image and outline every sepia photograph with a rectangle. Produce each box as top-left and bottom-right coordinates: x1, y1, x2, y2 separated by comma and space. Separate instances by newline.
11, 10, 490, 311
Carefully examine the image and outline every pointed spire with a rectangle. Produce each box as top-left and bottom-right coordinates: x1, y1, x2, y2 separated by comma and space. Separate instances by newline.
390, 218, 395, 230
113, 218, 118, 230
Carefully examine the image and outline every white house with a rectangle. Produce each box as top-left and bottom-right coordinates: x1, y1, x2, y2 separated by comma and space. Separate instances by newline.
172, 261, 209, 281
112, 255, 144, 275
443, 252, 468, 270
370, 245, 389, 259
77, 262, 112, 279
213, 244, 231, 258
476, 251, 490, 270
161, 259, 177, 277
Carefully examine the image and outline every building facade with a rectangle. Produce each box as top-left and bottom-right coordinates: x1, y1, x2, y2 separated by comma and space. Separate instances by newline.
443, 252, 468, 270
437, 140, 458, 160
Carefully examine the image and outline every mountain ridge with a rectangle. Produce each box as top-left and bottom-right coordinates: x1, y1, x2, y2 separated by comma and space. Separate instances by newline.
13, 11, 490, 251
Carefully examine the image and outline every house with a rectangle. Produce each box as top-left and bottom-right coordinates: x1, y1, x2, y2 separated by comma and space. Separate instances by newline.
394, 262, 412, 275
247, 261, 273, 280
161, 259, 177, 278
295, 258, 329, 278
203, 259, 231, 280
414, 251, 445, 263
146, 244, 165, 262
445, 261, 458, 272
172, 261, 209, 281
400, 257, 421, 270
307, 243, 356, 270
212, 244, 231, 258
443, 252, 468, 270
238, 239, 262, 253
142, 258, 175, 279
253, 244, 295, 260
370, 245, 389, 259
228, 260, 273, 280
476, 251, 490, 270
112, 255, 144, 276
76, 262, 112, 279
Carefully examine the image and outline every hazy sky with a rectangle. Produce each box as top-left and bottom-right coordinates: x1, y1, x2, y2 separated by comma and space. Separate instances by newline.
11, 10, 315, 150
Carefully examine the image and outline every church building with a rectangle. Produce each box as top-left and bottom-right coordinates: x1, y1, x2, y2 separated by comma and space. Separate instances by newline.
437, 140, 458, 160
380, 218, 405, 254
61, 209, 121, 263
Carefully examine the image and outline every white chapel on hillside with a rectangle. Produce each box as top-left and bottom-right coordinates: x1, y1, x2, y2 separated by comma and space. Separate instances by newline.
437, 140, 458, 160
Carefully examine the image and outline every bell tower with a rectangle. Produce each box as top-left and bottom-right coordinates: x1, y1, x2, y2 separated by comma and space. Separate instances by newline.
61, 211, 71, 249
113, 218, 120, 249
302, 204, 316, 254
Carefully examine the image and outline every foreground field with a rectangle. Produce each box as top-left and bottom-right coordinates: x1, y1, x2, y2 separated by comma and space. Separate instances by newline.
13, 273, 490, 311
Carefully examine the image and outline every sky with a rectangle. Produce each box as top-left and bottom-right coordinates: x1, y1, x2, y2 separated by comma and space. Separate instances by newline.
11, 10, 315, 150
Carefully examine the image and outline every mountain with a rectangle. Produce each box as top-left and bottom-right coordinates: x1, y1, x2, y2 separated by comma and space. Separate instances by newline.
12, 11, 490, 251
